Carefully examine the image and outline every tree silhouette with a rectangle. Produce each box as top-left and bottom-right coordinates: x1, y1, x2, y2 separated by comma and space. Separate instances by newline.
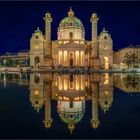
123, 53, 139, 68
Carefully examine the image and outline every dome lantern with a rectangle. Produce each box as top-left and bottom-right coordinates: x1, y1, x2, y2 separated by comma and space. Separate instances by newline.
68, 7, 74, 17
59, 8, 84, 29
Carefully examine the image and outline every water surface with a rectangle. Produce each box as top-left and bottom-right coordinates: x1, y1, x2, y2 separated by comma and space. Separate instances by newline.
0, 73, 140, 138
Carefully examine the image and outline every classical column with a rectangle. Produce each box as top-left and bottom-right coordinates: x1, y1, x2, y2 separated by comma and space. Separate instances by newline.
74, 52, 75, 66
63, 51, 64, 66
79, 51, 81, 66
90, 12, 99, 68
58, 51, 60, 65
90, 12, 99, 59
91, 83, 100, 129
62, 74, 65, 90
44, 12, 52, 66
64, 51, 65, 66
44, 83, 52, 129
79, 74, 81, 90
83, 51, 85, 67
61, 51, 63, 66
44, 12, 52, 46
68, 52, 69, 66
65, 51, 68, 66
81, 51, 83, 66
55, 55, 57, 66
77, 51, 80, 66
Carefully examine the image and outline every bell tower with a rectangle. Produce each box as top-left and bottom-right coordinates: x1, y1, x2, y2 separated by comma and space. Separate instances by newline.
30, 27, 44, 69
98, 28, 113, 69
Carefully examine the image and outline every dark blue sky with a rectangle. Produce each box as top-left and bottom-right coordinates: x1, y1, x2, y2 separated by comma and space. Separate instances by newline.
0, 1, 140, 54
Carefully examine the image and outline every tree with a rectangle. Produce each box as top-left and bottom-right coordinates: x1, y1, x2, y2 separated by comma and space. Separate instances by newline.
123, 74, 139, 90
123, 53, 139, 68
131, 53, 139, 68
122, 54, 131, 67
3, 58, 13, 67
0, 59, 4, 67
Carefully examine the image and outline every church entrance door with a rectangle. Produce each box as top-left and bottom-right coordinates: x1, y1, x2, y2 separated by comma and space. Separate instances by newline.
69, 52, 74, 67
70, 58, 73, 66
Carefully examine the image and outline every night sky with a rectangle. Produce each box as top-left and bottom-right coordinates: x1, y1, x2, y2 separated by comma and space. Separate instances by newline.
0, 1, 140, 54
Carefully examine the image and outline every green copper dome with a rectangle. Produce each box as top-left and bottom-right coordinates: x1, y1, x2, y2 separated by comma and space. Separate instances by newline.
59, 111, 84, 124
59, 7, 84, 29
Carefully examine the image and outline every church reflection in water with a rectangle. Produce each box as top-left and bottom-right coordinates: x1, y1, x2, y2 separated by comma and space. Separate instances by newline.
1, 72, 140, 133
30, 73, 113, 133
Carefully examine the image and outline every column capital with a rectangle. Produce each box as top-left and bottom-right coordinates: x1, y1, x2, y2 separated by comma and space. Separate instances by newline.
44, 12, 52, 22
90, 12, 99, 22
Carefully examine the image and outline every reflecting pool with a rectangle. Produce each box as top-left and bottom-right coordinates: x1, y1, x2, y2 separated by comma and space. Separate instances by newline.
0, 73, 140, 138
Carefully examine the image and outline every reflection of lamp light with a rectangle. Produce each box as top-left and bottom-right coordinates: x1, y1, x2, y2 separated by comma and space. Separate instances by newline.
55, 81, 57, 86
64, 78, 68, 90
76, 77, 79, 90
35, 90, 39, 95
34, 45, 39, 49
74, 97, 80, 101
58, 96, 62, 100
74, 96, 85, 101
104, 79, 108, 85
63, 96, 69, 101
58, 76, 62, 90
120, 63, 123, 68
104, 91, 109, 96
80, 96, 85, 100
104, 73, 109, 85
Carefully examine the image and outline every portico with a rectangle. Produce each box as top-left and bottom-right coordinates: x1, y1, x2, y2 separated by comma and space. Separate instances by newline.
54, 42, 87, 67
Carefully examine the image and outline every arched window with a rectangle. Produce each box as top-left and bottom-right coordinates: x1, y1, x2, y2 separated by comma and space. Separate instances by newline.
105, 101, 108, 105
103, 57, 109, 70
70, 101, 73, 108
34, 74, 40, 84
104, 36, 107, 40
35, 35, 39, 39
70, 23, 73, 26
34, 56, 40, 68
69, 32, 73, 39
70, 74, 73, 82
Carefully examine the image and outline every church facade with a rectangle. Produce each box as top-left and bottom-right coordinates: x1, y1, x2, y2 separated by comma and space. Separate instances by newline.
30, 8, 113, 70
